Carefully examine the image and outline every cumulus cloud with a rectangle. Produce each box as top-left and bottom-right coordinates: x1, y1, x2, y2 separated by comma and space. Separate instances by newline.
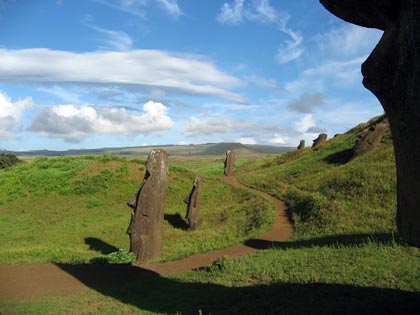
217, 0, 303, 64
237, 137, 256, 145
268, 133, 287, 145
288, 93, 325, 113
27, 101, 174, 142
294, 113, 317, 134
0, 91, 32, 140
0, 48, 245, 103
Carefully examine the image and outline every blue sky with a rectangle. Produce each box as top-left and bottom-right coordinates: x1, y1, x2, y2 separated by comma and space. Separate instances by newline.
0, 0, 384, 151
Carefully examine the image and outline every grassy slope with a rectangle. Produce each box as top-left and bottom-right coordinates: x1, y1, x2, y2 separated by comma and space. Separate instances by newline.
0, 155, 274, 264
237, 115, 396, 239
2, 116, 420, 315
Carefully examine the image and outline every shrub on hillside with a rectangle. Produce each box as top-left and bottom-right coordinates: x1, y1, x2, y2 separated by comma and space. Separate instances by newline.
0, 153, 20, 169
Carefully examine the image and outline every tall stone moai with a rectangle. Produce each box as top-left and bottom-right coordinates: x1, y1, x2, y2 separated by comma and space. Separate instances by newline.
312, 133, 327, 150
185, 177, 203, 230
320, 0, 420, 246
297, 140, 305, 150
127, 149, 169, 262
224, 150, 235, 176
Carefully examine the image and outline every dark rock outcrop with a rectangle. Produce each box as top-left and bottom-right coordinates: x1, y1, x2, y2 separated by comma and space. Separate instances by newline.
320, 0, 420, 246
312, 133, 328, 150
351, 123, 388, 160
127, 149, 169, 261
297, 140, 305, 150
185, 177, 203, 230
224, 150, 235, 176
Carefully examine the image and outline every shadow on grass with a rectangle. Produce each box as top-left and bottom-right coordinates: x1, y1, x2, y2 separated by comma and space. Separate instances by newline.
84, 237, 119, 255
56, 261, 420, 315
164, 213, 189, 230
244, 232, 400, 251
323, 149, 354, 165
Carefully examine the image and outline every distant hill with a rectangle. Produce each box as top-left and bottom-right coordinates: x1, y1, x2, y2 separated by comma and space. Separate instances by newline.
6, 142, 294, 158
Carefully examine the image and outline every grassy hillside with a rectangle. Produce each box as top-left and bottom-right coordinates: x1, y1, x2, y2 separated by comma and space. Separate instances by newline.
0, 155, 274, 264
237, 115, 396, 239
2, 115, 420, 315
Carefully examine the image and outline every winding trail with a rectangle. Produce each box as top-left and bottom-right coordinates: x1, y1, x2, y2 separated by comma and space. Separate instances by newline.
0, 176, 293, 301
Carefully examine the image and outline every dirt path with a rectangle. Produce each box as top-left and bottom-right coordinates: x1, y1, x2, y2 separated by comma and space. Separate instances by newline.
0, 176, 293, 301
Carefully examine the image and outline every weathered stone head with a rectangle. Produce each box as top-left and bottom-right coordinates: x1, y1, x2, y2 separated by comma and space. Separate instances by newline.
297, 140, 305, 150
312, 133, 327, 150
351, 122, 388, 161
320, 0, 420, 246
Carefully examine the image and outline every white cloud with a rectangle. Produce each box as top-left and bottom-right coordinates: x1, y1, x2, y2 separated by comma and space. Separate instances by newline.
275, 31, 303, 64
237, 137, 256, 145
0, 91, 32, 140
88, 25, 133, 51
95, 0, 183, 19
0, 48, 245, 103
314, 24, 382, 60
217, 1, 303, 64
268, 133, 287, 144
183, 115, 279, 138
216, 0, 245, 25
38, 85, 82, 103
245, 75, 278, 89
251, 0, 278, 23
184, 117, 232, 136
156, 0, 183, 18
94, 0, 147, 18
27, 101, 174, 142
294, 113, 316, 134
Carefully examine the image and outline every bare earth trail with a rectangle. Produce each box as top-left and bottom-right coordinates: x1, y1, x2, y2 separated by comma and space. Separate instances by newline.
0, 175, 293, 301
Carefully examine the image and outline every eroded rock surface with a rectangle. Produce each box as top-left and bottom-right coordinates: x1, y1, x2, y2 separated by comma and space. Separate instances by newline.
127, 149, 169, 261
224, 150, 235, 176
297, 140, 305, 150
185, 177, 203, 230
351, 122, 388, 160
320, 0, 420, 246
312, 133, 327, 150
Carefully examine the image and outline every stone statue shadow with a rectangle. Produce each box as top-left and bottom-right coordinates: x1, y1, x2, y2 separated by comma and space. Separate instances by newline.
56, 243, 420, 315
323, 149, 354, 165
244, 232, 400, 251
84, 237, 119, 255
164, 213, 189, 230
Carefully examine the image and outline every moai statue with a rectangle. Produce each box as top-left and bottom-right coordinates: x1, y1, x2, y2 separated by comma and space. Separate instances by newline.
224, 150, 235, 176
320, 0, 420, 246
312, 133, 327, 150
185, 177, 203, 230
297, 140, 305, 150
351, 123, 388, 161
127, 149, 169, 262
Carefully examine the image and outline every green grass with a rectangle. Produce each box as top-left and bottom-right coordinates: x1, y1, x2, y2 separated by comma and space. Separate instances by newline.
0, 155, 274, 264
1, 116, 420, 315
237, 119, 397, 239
